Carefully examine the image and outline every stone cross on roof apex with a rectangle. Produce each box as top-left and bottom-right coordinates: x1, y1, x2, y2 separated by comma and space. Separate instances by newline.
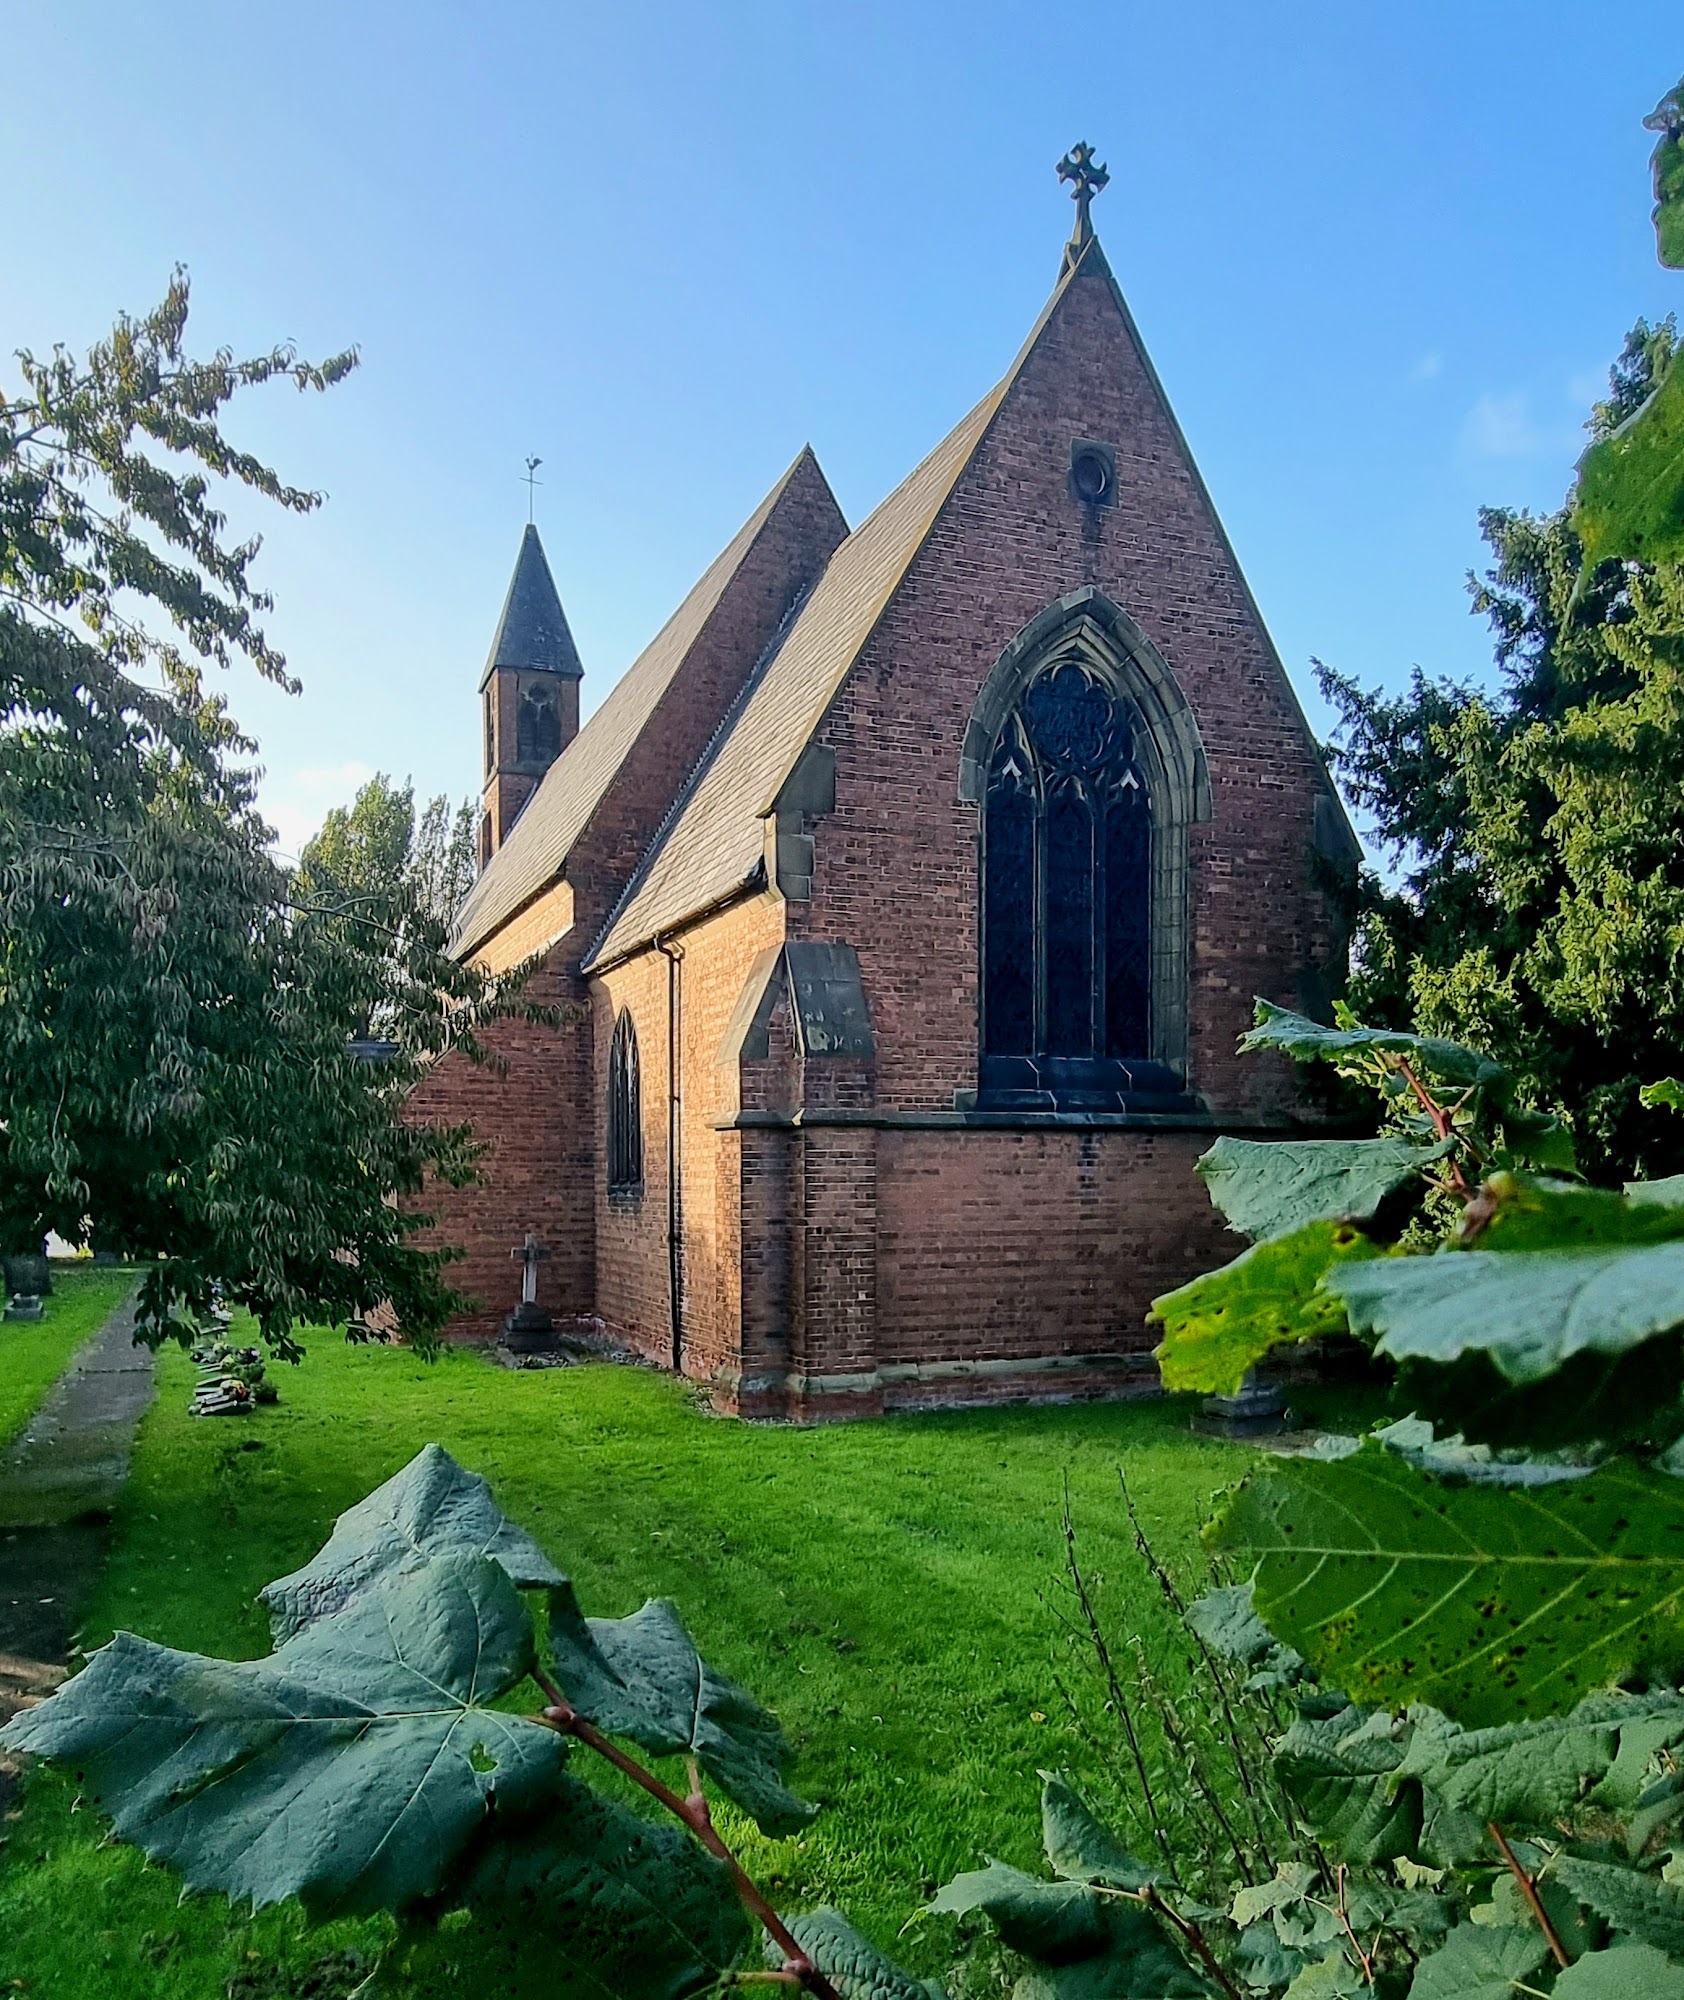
1057, 141, 1109, 251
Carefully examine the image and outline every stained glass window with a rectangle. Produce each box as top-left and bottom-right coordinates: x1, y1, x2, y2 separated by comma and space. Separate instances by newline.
607, 1011, 642, 1195
981, 660, 1153, 1069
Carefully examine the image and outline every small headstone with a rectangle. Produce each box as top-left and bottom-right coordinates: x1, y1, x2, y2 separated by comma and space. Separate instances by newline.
5, 1293, 44, 1324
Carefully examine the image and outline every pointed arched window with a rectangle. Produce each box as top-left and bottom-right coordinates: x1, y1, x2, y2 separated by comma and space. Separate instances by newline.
607, 1012, 643, 1196
981, 659, 1157, 1102
517, 683, 561, 767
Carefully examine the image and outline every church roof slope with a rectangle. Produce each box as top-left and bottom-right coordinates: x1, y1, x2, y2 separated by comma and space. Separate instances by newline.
480, 523, 583, 683
586, 338, 1039, 969
453, 448, 833, 959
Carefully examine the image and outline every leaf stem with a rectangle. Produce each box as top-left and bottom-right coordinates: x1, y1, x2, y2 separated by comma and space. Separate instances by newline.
1488, 1822, 1570, 1970
1396, 1059, 1471, 1197
1138, 1886, 1245, 2000
531, 1676, 841, 2000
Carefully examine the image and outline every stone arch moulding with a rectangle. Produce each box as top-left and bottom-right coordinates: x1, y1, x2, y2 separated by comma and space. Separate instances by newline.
960, 587, 1213, 1084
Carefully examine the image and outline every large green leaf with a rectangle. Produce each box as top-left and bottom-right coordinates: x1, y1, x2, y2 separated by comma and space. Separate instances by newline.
1405, 1923, 1550, 2000
0, 1555, 562, 1915
1575, 355, 1684, 567
1553, 1942, 1684, 1998
461, 1777, 751, 2000
1195, 1136, 1445, 1242
1271, 1706, 1432, 1866
1184, 1582, 1307, 1686
930, 1864, 1110, 1961
1327, 1240, 1684, 1385
1553, 1855, 1684, 1957
1644, 1078, 1684, 1113
1471, 1174, 1684, 1252
1392, 1339, 1684, 1451
780, 1909, 947, 2000
1240, 1001, 1507, 1092
1396, 1693, 1684, 1837
1040, 1775, 1159, 1889
931, 1866, 1209, 1998
548, 1594, 815, 1835
1151, 1221, 1379, 1396
1208, 1449, 1684, 1723
260, 1443, 565, 1642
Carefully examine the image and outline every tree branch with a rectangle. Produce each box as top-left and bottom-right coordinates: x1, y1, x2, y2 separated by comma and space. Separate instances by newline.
1488, 1822, 1570, 1970
531, 1676, 840, 2000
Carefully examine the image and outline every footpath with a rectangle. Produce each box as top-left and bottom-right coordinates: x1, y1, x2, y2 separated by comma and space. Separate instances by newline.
0, 1292, 156, 1808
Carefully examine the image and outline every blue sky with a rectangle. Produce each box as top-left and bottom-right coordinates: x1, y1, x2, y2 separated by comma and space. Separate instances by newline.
3, 2, 1678, 855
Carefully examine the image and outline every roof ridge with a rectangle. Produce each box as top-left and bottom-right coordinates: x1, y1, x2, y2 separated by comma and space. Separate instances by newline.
584, 574, 819, 965
451, 446, 837, 958
587, 250, 1093, 966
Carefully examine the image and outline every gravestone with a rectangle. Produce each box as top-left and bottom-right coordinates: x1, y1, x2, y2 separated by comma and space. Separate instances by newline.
501, 1231, 560, 1355
4, 1250, 52, 1300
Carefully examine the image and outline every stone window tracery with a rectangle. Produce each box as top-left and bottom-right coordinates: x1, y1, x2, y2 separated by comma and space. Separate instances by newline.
967, 590, 1211, 1112
983, 660, 1151, 1069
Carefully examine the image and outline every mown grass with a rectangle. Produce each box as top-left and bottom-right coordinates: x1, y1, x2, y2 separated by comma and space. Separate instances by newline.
0, 1334, 1345, 1997
0, 1262, 137, 1451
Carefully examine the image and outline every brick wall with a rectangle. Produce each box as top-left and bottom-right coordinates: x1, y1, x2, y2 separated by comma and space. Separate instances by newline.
594, 894, 787, 1378
404, 952, 595, 1339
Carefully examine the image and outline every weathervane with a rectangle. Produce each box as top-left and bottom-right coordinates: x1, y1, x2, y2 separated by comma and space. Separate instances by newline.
522, 454, 543, 524
1057, 141, 1110, 251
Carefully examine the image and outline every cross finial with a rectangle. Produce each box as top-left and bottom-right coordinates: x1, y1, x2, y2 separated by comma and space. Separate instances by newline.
522, 455, 543, 524
1057, 141, 1110, 251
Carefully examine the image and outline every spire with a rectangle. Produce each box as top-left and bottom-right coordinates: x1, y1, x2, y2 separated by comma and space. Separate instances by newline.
481, 523, 584, 688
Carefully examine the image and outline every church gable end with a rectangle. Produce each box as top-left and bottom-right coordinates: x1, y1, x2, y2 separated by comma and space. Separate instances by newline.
789, 231, 1352, 1120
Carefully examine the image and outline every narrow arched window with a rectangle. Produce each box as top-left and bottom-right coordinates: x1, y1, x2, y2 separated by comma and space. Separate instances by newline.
607, 1012, 643, 1196
517, 683, 560, 766
981, 659, 1153, 1098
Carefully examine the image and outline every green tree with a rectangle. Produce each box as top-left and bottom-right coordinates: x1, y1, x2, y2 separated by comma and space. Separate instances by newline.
1322, 318, 1684, 1182
0, 274, 524, 1352
298, 774, 483, 1040
413, 787, 478, 930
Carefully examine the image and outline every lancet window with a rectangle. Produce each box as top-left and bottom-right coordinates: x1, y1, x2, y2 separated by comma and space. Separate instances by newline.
517, 683, 561, 766
607, 1012, 643, 1196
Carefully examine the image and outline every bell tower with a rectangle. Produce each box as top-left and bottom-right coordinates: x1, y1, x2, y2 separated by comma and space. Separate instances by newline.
478, 522, 584, 867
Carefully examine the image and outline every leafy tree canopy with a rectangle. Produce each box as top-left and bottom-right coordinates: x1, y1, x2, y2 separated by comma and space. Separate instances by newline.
1322, 316, 1684, 1182
0, 273, 528, 1353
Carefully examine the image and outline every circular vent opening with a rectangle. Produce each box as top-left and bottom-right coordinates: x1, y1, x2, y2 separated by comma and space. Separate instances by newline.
1071, 446, 1113, 504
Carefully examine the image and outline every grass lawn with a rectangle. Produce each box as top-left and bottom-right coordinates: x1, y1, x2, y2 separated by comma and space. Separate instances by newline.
0, 1334, 1376, 1997
0, 1262, 138, 1451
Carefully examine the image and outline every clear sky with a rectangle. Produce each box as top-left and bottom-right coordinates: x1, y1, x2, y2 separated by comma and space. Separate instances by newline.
3, 2, 1678, 855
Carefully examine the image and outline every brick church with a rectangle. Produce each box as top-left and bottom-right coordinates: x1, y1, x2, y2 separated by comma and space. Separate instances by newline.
414, 156, 1356, 1420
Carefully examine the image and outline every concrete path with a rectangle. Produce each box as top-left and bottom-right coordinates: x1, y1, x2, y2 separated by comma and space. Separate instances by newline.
0, 1292, 155, 1800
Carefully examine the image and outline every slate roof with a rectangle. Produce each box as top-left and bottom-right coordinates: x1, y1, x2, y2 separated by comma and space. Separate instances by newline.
480, 523, 583, 685
586, 362, 1030, 969
452, 451, 828, 959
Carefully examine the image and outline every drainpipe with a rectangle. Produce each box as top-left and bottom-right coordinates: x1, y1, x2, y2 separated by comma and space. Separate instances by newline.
655, 936, 685, 1374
